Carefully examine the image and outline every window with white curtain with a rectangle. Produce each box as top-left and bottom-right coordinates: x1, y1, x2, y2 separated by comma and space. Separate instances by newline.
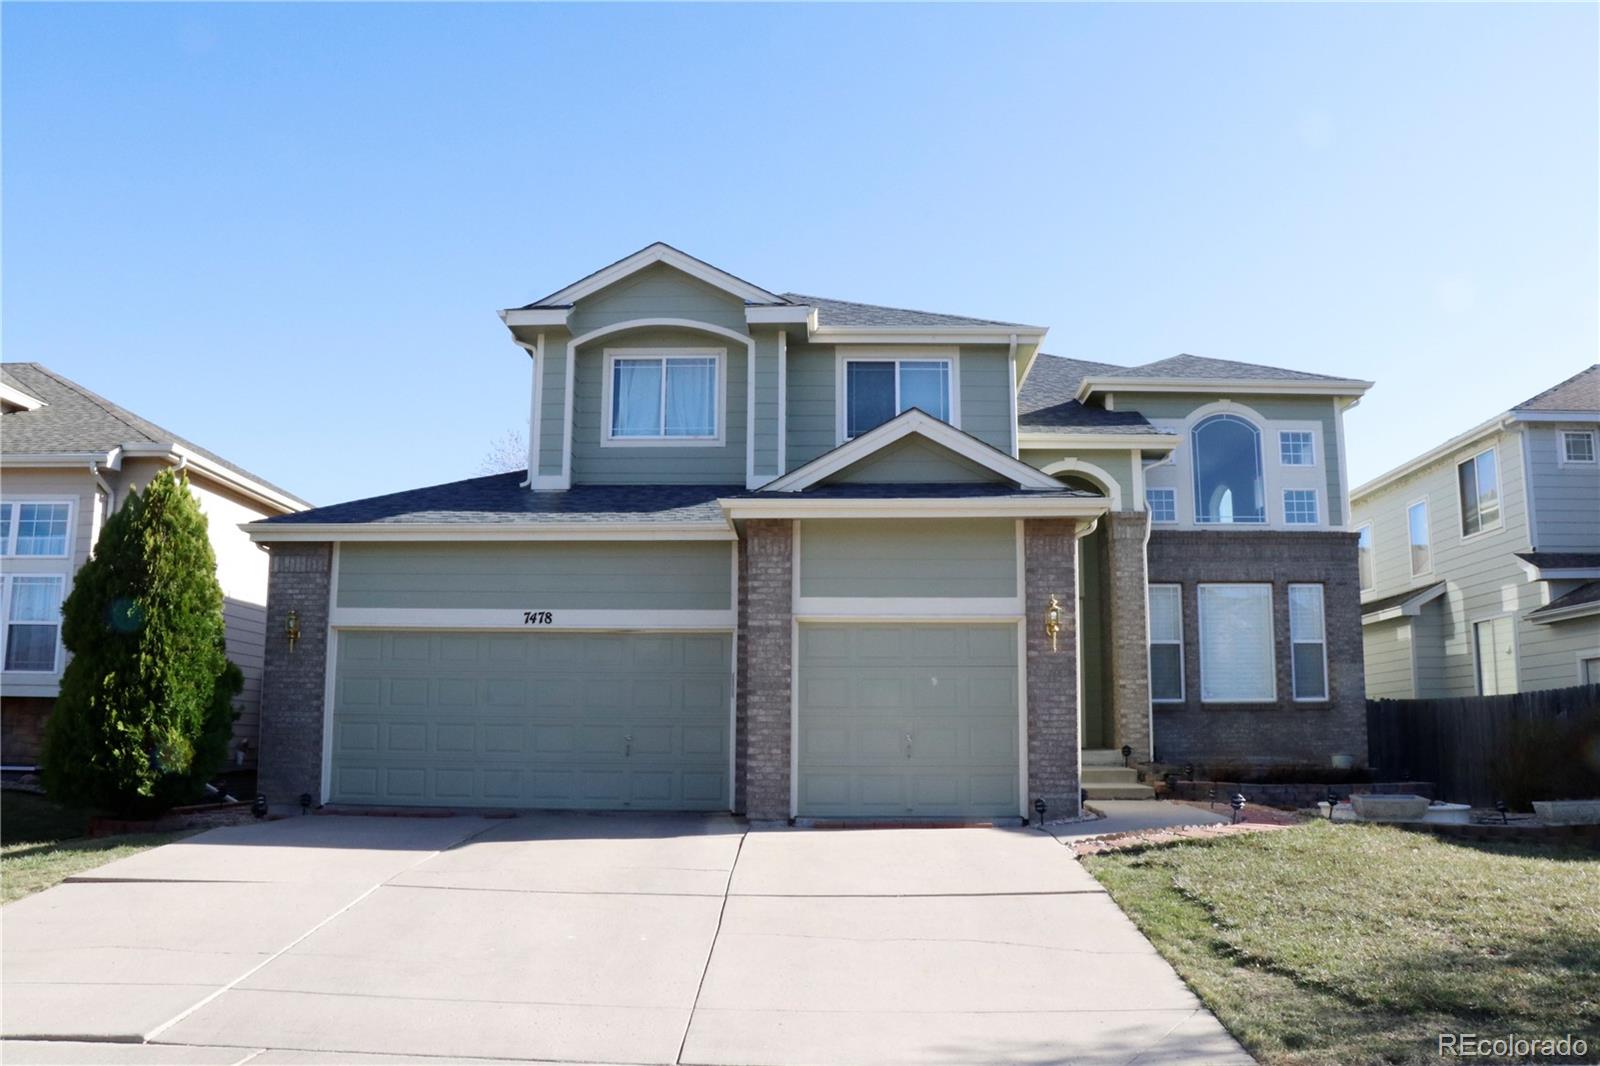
605, 352, 721, 442
1148, 585, 1184, 702
844, 358, 951, 438
1198, 584, 1275, 701
1457, 447, 1500, 536
3, 575, 65, 672
1192, 415, 1266, 524
1407, 499, 1431, 576
1289, 584, 1327, 701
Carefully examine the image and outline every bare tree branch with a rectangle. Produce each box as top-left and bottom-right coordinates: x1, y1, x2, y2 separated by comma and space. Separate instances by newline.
477, 428, 527, 476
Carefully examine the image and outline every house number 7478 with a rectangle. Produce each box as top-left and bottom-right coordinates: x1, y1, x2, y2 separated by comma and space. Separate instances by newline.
522, 611, 553, 625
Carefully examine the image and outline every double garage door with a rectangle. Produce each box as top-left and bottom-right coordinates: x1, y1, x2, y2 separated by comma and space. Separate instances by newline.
797, 623, 1021, 819
330, 630, 731, 809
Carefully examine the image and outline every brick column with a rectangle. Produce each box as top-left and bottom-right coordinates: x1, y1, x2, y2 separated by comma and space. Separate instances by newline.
1106, 511, 1153, 764
259, 543, 332, 807
740, 519, 793, 821
1024, 518, 1080, 820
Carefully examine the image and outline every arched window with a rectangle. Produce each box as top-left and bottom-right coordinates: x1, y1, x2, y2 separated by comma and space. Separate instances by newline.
1192, 414, 1265, 524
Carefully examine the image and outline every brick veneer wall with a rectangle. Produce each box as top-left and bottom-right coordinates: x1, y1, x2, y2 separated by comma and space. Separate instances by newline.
1105, 511, 1152, 762
1147, 530, 1367, 766
259, 543, 332, 806
1024, 518, 1081, 819
0, 697, 53, 766
740, 519, 793, 820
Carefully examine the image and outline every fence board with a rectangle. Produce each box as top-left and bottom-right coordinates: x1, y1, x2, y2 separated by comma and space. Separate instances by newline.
1367, 685, 1600, 806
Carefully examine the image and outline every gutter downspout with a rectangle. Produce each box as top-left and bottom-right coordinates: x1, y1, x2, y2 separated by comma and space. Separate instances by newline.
514, 336, 541, 488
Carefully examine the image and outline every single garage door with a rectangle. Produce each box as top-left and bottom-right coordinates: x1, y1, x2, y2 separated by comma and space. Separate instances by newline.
797, 622, 1020, 818
330, 630, 731, 809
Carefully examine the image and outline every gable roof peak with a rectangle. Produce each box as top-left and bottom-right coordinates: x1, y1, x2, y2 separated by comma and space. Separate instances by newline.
520, 242, 786, 310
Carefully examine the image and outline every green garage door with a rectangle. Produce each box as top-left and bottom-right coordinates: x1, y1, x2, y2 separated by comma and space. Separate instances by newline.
330, 630, 731, 810
797, 623, 1020, 818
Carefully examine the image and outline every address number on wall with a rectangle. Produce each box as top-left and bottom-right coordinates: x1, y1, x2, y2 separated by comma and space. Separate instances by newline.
522, 611, 555, 626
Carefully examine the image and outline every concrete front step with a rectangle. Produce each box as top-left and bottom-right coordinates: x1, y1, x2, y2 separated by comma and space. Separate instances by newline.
1082, 767, 1141, 785
1082, 749, 1129, 767
1083, 783, 1158, 801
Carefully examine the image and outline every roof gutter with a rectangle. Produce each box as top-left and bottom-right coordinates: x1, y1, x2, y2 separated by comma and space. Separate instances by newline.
1076, 376, 1374, 402
717, 496, 1110, 521
1527, 599, 1600, 625
241, 521, 736, 543
1017, 430, 1178, 450
118, 442, 308, 514
1351, 414, 1515, 501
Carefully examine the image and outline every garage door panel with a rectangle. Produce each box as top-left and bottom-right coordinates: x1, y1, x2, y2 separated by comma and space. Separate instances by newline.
798, 623, 1020, 819
331, 631, 730, 810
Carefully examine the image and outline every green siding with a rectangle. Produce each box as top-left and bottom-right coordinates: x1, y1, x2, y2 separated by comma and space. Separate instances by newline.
331, 630, 731, 809
538, 339, 568, 478
958, 346, 1014, 453
752, 331, 781, 476
786, 343, 836, 471
796, 622, 1019, 818
800, 518, 1016, 599
569, 327, 748, 484
337, 542, 732, 611
1117, 392, 1344, 524
565, 263, 748, 337
1019, 448, 1135, 502
830, 436, 1005, 485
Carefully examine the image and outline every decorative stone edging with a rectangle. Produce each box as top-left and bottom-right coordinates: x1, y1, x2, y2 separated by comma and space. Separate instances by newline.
1168, 780, 1434, 809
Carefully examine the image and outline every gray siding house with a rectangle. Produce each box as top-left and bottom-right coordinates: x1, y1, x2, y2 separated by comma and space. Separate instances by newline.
246, 243, 1373, 821
0, 363, 308, 767
1352, 366, 1600, 699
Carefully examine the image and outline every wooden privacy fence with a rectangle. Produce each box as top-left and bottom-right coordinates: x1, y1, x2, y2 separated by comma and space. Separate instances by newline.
1367, 684, 1600, 807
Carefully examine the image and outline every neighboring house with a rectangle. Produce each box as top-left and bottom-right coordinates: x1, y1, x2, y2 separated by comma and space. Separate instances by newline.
244, 242, 1372, 821
1352, 365, 1600, 699
0, 363, 309, 768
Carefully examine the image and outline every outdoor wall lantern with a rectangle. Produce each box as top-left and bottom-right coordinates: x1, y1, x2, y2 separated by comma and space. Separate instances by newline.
1121, 744, 1133, 767
285, 609, 300, 652
1044, 595, 1063, 652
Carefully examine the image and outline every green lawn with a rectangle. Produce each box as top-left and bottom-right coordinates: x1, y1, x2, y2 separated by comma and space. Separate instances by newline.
1, 790, 191, 905
1083, 822, 1600, 1065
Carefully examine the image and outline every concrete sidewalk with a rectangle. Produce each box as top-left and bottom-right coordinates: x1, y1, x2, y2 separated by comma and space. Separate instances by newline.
2, 811, 1251, 1066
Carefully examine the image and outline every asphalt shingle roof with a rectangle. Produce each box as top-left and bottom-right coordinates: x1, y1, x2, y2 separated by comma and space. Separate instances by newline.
1017, 355, 1164, 433
1515, 552, 1600, 571
780, 294, 1029, 329
1360, 581, 1446, 617
1528, 580, 1600, 620
1513, 365, 1600, 413
0, 362, 306, 507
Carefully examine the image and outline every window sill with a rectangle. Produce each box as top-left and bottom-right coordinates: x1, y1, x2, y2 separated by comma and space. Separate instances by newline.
600, 436, 725, 448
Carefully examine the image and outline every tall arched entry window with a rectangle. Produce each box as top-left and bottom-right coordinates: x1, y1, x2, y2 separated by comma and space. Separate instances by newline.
1192, 414, 1265, 524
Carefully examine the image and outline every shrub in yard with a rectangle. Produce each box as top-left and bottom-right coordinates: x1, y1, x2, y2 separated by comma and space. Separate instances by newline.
41, 470, 240, 816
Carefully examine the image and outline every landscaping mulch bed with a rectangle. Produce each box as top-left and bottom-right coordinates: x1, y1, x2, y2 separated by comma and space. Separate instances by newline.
1072, 803, 1303, 856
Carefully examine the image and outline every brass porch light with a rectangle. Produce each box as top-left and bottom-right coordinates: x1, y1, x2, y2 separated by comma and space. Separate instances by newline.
285, 609, 301, 653
1044, 595, 1063, 652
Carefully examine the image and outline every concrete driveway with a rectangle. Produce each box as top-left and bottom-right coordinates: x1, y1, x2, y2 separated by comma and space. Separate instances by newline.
2, 812, 1250, 1065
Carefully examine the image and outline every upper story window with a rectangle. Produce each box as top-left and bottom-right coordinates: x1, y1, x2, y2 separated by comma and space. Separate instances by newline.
1, 501, 72, 557
1283, 489, 1319, 525
1279, 431, 1315, 466
1146, 488, 1177, 523
845, 358, 951, 438
1457, 446, 1500, 537
1192, 414, 1265, 524
1561, 430, 1596, 465
1356, 525, 1374, 592
1408, 499, 1432, 576
604, 351, 722, 444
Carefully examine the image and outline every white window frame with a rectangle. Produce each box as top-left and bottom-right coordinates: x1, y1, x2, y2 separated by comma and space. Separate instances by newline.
1, 573, 68, 675
1145, 487, 1177, 524
1288, 583, 1329, 703
1278, 430, 1315, 466
600, 348, 727, 447
1406, 496, 1432, 577
1559, 429, 1597, 467
1282, 488, 1320, 526
1579, 654, 1600, 687
1197, 583, 1277, 703
1356, 522, 1375, 593
835, 350, 960, 443
1191, 413, 1268, 526
1147, 584, 1185, 703
0, 497, 76, 559
1456, 445, 1502, 540
1471, 612, 1519, 696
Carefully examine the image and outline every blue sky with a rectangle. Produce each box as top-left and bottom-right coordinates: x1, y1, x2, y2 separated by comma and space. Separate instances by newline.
5, 3, 1595, 506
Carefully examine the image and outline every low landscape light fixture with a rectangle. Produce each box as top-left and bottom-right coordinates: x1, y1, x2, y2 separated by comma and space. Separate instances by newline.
285, 609, 301, 652
1326, 788, 1339, 821
1495, 800, 1509, 824
299, 792, 313, 815
1184, 763, 1196, 782
1033, 797, 1047, 824
1044, 595, 1063, 652
251, 793, 268, 819
1230, 793, 1246, 824
1121, 744, 1133, 767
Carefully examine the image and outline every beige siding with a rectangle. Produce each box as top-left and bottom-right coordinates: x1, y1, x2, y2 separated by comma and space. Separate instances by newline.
830, 436, 1003, 484
1361, 618, 1415, 699
0, 469, 99, 698
799, 518, 1017, 599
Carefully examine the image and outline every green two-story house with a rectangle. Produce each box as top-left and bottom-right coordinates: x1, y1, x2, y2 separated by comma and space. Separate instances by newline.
246, 243, 1372, 821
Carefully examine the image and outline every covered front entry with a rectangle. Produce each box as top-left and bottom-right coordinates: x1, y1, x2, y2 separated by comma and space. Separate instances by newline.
329, 629, 732, 809
795, 622, 1021, 818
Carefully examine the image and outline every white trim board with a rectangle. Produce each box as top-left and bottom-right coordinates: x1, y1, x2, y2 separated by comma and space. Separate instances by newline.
509, 242, 784, 314
243, 522, 737, 543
